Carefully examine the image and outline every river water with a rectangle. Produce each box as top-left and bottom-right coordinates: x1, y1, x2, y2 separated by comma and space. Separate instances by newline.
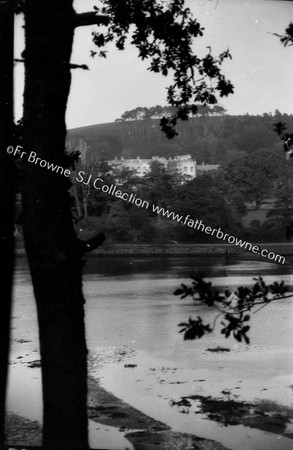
7, 255, 293, 449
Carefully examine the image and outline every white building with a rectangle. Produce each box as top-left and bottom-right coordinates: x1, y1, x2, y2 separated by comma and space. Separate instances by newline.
196, 162, 220, 175
108, 155, 220, 179
108, 154, 197, 178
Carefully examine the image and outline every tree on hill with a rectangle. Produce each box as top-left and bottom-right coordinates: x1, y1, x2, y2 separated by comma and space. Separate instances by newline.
173, 175, 239, 241
213, 171, 247, 221
222, 149, 285, 209
107, 200, 133, 241
12, 1, 234, 448
139, 159, 183, 211
232, 124, 278, 154
118, 105, 177, 121
117, 104, 227, 122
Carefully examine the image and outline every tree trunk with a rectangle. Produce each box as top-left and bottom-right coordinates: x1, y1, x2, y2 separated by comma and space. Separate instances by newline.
22, 1, 88, 448
73, 184, 83, 220
0, 2, 14, 446
83, 188, 89, 220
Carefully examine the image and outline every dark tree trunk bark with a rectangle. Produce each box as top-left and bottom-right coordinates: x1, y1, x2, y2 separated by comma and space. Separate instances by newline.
83, 188, 90, 220
22, 1, 88, 448
73, 185, 83, 220
0, 2, 14, 447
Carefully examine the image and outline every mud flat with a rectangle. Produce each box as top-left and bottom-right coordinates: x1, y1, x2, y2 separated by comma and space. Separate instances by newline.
98, 347, 293, 450
5, 347, 228, 450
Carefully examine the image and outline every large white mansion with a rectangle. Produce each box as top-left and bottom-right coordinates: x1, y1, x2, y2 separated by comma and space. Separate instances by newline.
108, 154, 219, 179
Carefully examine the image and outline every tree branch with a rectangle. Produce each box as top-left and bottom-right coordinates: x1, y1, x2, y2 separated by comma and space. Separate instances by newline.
69, 63, 89, 70
176, 277, 291, 343
268, 31, 293, 46
211, 312, 224, 330
74, 12, 110, 28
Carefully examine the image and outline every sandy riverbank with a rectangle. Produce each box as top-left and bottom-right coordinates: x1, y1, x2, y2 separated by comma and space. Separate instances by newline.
96, 347, 293, 450
5, 347, 229, 450
5, 345, 293, 449
6, 378, 227, 450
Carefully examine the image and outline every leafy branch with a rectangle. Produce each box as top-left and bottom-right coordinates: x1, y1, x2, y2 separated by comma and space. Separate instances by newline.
175, 276, 291, 344
271, 22, 293, 47
274, 121, 293, 159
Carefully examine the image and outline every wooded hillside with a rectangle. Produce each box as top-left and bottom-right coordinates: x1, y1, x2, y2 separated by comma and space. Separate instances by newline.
67, 112, 293, 164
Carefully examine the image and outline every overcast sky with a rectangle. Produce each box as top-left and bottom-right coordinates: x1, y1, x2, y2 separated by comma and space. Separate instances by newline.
14, 0, 293, 129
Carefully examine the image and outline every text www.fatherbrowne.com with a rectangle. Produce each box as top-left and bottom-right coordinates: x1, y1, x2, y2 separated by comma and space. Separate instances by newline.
152, 204, 286, 265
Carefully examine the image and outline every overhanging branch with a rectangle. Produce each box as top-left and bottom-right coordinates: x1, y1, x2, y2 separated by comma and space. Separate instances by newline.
74, 12, 110, 28
69, 63, 89, 70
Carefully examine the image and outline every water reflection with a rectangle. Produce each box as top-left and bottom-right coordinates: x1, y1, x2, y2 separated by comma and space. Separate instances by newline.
84, 254, 293, 281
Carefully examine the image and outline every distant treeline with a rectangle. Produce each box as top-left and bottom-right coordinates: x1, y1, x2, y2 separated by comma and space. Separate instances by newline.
115, 104, 227, 121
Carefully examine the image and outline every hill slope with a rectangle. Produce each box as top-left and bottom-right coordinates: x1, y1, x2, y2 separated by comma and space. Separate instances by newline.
67, 114, 292, 163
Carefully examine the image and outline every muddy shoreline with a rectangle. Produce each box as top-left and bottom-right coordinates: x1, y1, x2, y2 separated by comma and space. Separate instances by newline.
88, 376, 229, 450
5, 375, 229, 450
6, 360, 293, 449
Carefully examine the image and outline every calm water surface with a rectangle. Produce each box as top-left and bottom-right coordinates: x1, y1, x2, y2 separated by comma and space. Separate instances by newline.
9, 255, 293, 450
12, 254, 293, 378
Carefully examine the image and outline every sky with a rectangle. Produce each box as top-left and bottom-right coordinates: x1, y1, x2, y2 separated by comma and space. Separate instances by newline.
14, 0, 293, 129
